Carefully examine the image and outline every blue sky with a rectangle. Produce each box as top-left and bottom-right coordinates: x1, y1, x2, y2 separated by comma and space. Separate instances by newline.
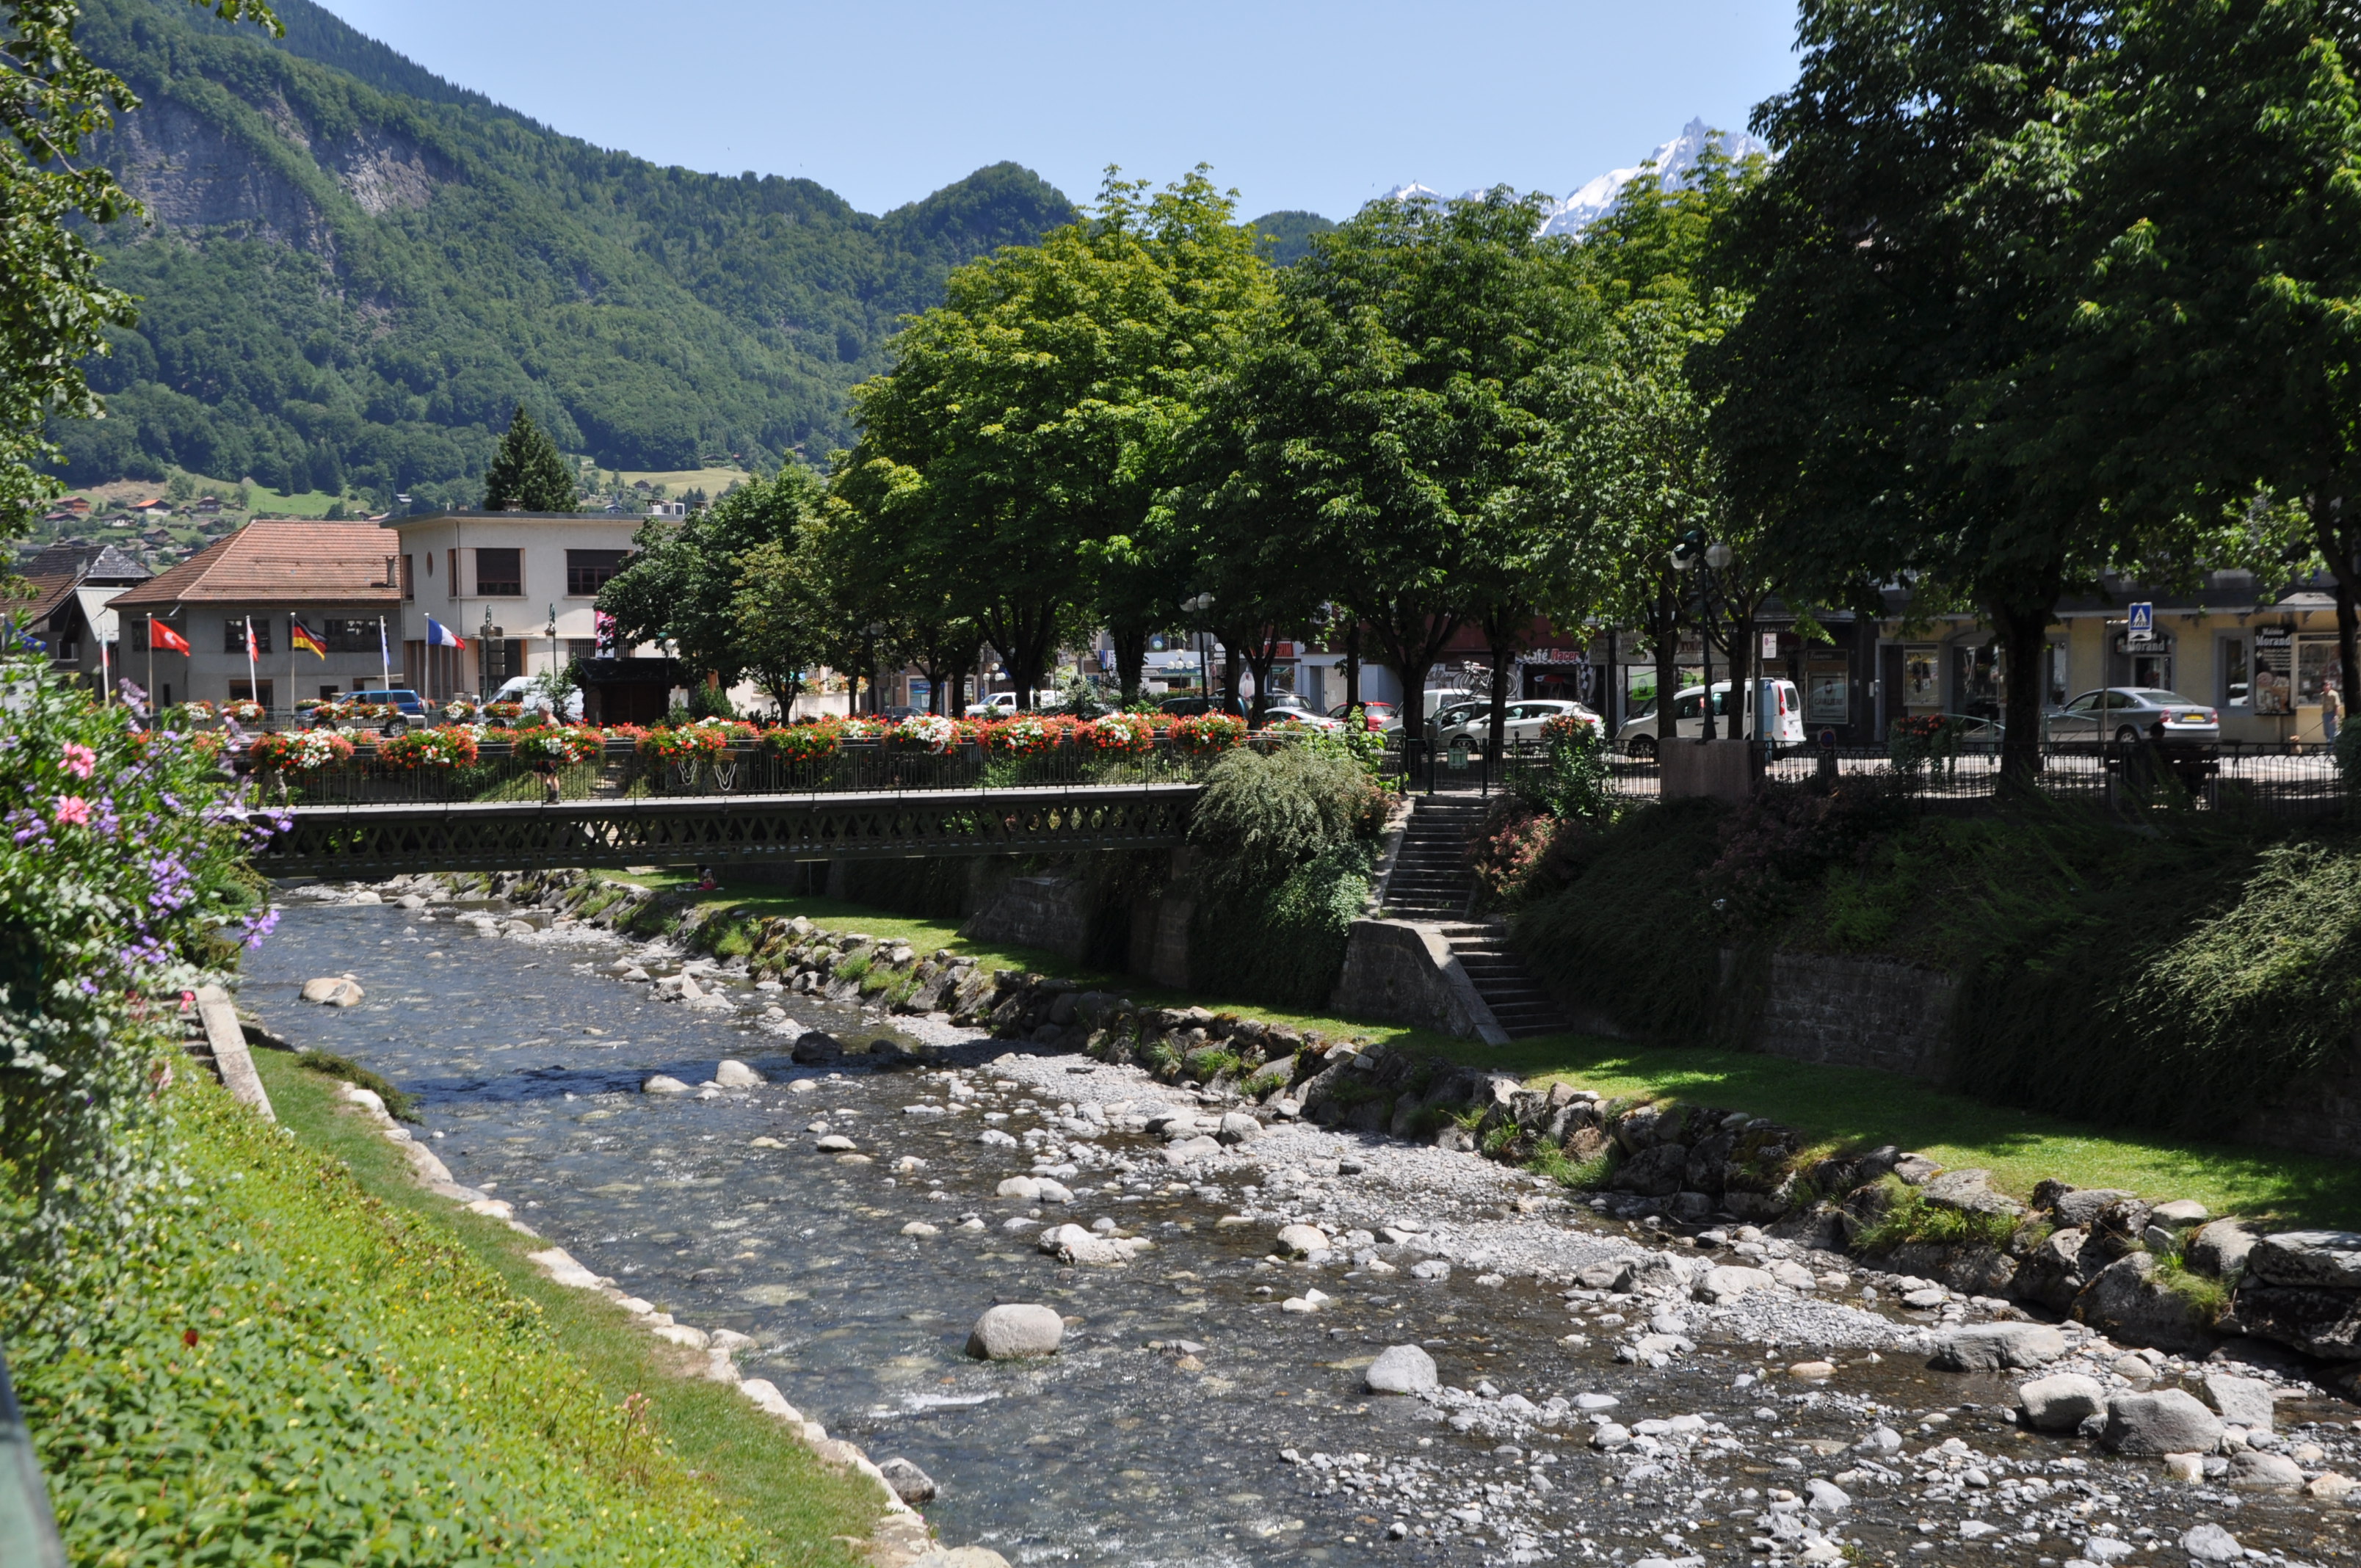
318, 1, 1800, 219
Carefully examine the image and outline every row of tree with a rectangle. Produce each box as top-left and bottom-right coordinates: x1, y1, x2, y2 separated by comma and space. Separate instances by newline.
597, 2, 2361, 783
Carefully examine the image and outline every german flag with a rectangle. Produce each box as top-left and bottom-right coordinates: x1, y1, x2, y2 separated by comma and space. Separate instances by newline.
289, 617, 327, 658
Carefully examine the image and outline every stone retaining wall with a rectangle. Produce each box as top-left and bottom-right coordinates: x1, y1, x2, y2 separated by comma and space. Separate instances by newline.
1747, 949, 1956, 1081
1330, 920, 1507, 1045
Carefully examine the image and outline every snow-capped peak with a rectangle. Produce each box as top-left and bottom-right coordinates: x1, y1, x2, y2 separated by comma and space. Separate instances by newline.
1539, 117, 1766, 236
1382, 181, 1446, 204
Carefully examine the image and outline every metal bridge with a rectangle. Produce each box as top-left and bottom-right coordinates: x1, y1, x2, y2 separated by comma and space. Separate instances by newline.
255, 783, 1202, 879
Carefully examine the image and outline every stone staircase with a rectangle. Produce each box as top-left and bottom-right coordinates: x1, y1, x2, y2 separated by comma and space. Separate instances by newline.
1382, 796, 1567, 1039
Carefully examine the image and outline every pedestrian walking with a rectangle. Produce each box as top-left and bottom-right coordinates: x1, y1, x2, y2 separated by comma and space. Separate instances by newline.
2325, 681, 2343, 745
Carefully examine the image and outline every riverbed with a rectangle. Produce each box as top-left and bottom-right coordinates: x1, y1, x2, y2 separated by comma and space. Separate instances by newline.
244, 895, 2359, 1567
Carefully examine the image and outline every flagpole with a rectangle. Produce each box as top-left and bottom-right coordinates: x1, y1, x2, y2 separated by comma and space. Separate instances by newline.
145, 617, 153, 703
244, 614, 258, 711
380, 615, 390, 692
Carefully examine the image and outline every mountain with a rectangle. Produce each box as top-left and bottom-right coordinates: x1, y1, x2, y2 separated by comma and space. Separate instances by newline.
1247, 210, 1337, 266
1538, 117, 1767, 235
54, 0, 1077, 508
1376, 119, 1769, 236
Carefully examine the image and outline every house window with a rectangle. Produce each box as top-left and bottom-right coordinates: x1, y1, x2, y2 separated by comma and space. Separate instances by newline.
2222, 636, 2251, 708
474, 547, 523, 597
402, 554, 416, 600
323, 618, 380, 653
223, 617, 273, 654
566, 548, 629, 596
567, 638, 597, 662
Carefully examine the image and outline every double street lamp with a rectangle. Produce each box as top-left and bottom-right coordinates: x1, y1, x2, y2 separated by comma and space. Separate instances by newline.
1670, 531, 1736, 741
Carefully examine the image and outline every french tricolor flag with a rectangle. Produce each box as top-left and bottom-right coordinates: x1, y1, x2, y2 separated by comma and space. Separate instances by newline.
425, 615, 468, 651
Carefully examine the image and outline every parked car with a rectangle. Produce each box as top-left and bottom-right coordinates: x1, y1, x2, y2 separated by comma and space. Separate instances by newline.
1326, 700, 1396, 732
1614, 678, 1805, 757
2044, 687, 2221, 744
1375, 689, 1478, 737
963, 691, 1056, 716
1254, 693, 1345, 731
1435, 699, 1603, 749
1157, 694, 1250, 721
483, 675, 584, 723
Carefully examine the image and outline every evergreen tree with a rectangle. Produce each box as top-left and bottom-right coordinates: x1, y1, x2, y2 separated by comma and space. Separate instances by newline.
482, 407, 577, 512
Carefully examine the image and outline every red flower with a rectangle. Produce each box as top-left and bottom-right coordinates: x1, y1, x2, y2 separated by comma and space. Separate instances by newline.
183, 1328, 199, 1347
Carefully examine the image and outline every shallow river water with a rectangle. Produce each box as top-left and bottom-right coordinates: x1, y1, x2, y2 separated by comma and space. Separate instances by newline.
246, 898, 2359, 1568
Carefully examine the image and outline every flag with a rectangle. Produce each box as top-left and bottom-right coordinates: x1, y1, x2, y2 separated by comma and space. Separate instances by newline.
425, 614, 467, 651
245, 617, 259, 662
289, 616, 326, 658
148, 617, 191, 655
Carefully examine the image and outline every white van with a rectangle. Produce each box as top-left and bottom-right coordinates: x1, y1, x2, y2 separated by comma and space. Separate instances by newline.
485, 675, 584, 723
1615, 678, 1804, 758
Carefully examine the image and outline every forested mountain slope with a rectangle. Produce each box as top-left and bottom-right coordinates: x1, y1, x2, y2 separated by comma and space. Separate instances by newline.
59, 0, 1076, 507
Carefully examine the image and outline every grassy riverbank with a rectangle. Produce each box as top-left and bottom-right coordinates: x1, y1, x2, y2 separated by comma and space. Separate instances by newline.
10, 1055, 880, 1568
250, 1050, 885, 1564
619, 870, 2361, 1227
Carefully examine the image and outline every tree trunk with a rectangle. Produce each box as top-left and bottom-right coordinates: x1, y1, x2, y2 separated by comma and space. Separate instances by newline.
988, 602, 1059, 713
1343, 622, 1362, 713
1653, 585, 1680, 758
2310, 496, 2361, 719
1481, 605, 1525, 760
1698, 595, 1716, 741
1995, 600, 2053, 796
1727, 605, 1753, 742
1109, 623, 1150, 707
1363, 598, 1462, 750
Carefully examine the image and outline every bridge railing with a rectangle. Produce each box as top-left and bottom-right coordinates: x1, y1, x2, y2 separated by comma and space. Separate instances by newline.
249, 730, 1416, 805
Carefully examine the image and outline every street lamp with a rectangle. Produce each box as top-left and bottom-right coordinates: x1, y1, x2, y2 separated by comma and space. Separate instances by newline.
479, 606, 496, 697
1182, 593, 1216, 700
1671, 532, 1741, 741
545, 604, 559, 702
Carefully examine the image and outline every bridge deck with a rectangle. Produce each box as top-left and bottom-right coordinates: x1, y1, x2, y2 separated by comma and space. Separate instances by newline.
258, 783, 1203, 879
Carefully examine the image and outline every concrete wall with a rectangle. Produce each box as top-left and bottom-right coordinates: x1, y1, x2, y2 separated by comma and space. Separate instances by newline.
1330, 919, 1508, 1044
960, 873, 1095, 962
1747, 948, 1957, 1080
2238, 1045, 2361, 1161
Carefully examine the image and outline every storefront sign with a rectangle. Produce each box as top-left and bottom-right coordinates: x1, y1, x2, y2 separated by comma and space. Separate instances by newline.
2255, 626, 2294, 716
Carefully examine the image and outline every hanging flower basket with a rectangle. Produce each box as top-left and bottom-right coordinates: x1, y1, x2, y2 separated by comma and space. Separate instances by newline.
1080, 712, 1158, 755
891, 713, 959, 753
250, 730, 356, 772
1171, 714, 1247, 755
766, 719, 843, 763
637, 725, 730, 762
377, 727, 481, 769
514, 724, 604, 766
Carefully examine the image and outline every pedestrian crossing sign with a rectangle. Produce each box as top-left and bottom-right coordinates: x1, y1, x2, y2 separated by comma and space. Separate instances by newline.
2128, 602, 2155, 647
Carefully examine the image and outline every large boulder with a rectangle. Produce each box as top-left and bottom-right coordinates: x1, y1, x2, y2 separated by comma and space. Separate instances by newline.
2100, 1388, 2223, 1456
1928, 1323, 2066, 1372
2231, 1283, 2361, 1361
1364, 1344, 1440, 1395
300, 976, 364, 1007
2227, 1451, 2306, 1493
1275, 1224, 1332, 1259
2016, 1373, 2106, 1431
965, 1304, 1065, 1360
791, 1030, 844, 1065
713, 1059, 764, 1088
1611, 1142, 1689, 1197
2047, 1186, 2138, 1227
1695, 1265, 1777, 1304
2075, 1252, 2219, 1355
2011, 1225, 2090, 1312
1921, 1168, 2023, 1219
2187, 1221, 2258, 1278
2197, 1372, 2275, 1432
2246, 1231, 2361, 1289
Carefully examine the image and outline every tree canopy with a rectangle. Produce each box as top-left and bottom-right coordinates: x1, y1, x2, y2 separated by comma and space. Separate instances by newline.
480, 407, 576, 513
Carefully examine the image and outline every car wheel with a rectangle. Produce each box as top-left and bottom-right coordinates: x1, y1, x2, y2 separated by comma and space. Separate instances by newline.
2114, 725, 2140, 744
1628, 736, 1657, 761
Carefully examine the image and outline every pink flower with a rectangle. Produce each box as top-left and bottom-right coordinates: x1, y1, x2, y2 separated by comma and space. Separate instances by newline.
61, 743, 95, 780
54, 795, 90, 827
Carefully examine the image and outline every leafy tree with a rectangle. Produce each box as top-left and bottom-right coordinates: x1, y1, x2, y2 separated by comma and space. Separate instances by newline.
481, 406, 577, 512
1704, 1, 2112, 786
596, 465, 826, 687
729, 529, 834, 716
0, 0, 278, 545
1214, 190, 1599, 743
835, 168, 1274, 710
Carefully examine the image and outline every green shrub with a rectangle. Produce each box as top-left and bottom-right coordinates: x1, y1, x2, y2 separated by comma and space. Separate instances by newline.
294, 1050, 419, 1122
1510, 799, 1727, 1042
1850, 1177, 2018, 1254
1242, 1065, 1292, 1097
1183, 1048, 1244, 1081
1189, 743, 1386, 901
1528, 1141, 1620, 1190
834, 952, 872, 983
7, 1080, 771, 1567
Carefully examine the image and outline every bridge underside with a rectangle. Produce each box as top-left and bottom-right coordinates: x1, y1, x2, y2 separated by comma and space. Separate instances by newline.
257, 785, 1200, 879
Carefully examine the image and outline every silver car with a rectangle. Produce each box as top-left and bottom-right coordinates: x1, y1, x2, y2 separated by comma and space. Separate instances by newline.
2045, 688, 2221, 744
1436, 699, 1602, 749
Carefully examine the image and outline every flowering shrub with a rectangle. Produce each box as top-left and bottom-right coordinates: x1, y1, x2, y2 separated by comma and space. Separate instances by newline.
0, 658, 282, 1263
180, 700, 217, 721
376, 727, 481, 769
442, 700, 479, 721
637, 725, 730, 761
891, 713, 959, 753
249, 730, 356, 772
221, 700, 266, 724
1172, 713, 1247, 755
1081, 712, 1158, 755
837, 716, 885, 741
482, 701, 524, 721
765, 720, 842, 763
981, 714, 1062, 755
1887, 713, 1968, 777
305, 700, 354, 723
513, 725, 604, 766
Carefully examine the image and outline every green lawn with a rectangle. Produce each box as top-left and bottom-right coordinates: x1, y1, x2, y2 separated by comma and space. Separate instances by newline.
253, 1049, 883, 1565
616, 870, 2361, 1227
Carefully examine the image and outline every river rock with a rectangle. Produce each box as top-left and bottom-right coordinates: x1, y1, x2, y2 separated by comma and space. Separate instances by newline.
1696, 1265, 1775, 1304
300, 976, 364, 1007
1805, 1478, 1850, 1514
1929, 1324, 2065, 1371
2014, 1225, 2092, 1313
2181, 1525, 2243, 1563
2153, 1199, 2211, 1227
1162, 1135, 1222, 1166
909, 1551, 1012, 1568
713, 1059, 764, 1088
2248, 1230, 2361, 1288
1275, 1224, 1332, 1259
2017, 1373, 2106, 1431
2188, 1221, 2257, 1277
1921, 1168, 2023, 1218
966, 1303, 1065, 1360
2100, 1388, 2223, 1455
815, 1134, 855, 1153
996, 1177, 1043, 1200
348, 889, 381, 904
1365, 1344, 1439, 1395
2228, 1451, 2306, 1492
2050, 1187, 2139, 1227
2199, 1371, 2275, 1431
642, 1075, 692, 1095
1217, 1112, 1262, 1144
1037, 1223, 1132, 1266
901, 1221, 939, 1238
2075, 1252, 2219, 1354
877, 1455, 938, 1504
791, 1030, 844, 1065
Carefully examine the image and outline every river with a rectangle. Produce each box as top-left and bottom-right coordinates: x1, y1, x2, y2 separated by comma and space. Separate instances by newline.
243, 894, 2357, 1568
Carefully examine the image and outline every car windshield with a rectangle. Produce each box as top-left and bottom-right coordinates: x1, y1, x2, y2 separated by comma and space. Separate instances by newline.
2130, 689, 2199, 705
